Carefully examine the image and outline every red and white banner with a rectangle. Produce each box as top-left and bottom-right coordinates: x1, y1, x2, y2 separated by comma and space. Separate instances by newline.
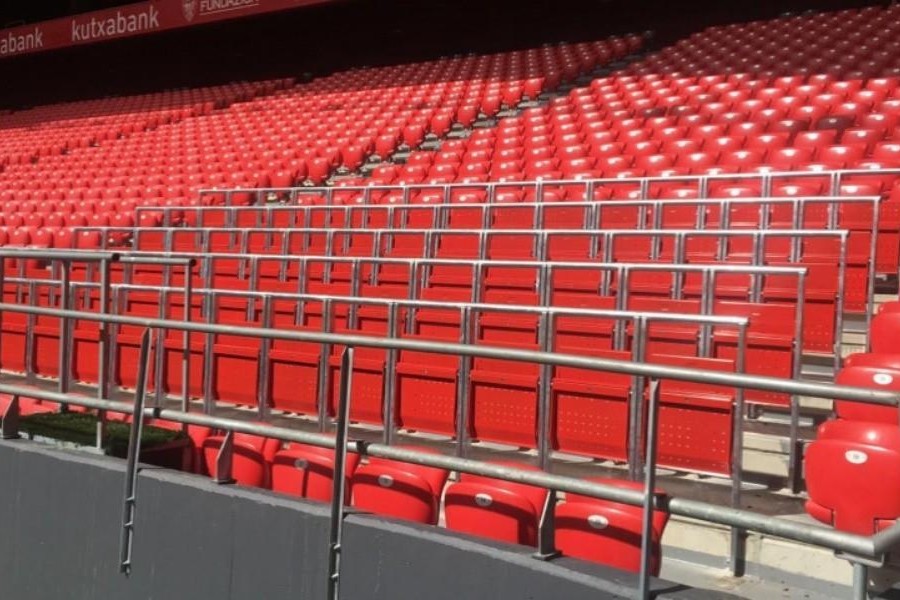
0, 0, 328, 59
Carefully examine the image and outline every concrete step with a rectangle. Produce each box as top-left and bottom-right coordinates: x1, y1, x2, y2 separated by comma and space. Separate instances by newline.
663, 514, 900, 599
661, 516, 854, 599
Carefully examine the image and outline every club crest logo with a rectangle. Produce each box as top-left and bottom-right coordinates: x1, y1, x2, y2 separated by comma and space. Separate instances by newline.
182, 0, 197, 22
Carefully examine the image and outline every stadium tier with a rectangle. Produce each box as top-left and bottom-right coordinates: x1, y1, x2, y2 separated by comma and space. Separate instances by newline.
5, 3, 900, 599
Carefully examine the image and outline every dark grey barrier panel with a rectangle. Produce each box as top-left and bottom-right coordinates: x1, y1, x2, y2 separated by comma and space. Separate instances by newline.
340, 515, 730, 600
0, 439, 330, 600
0, 439, 734, 600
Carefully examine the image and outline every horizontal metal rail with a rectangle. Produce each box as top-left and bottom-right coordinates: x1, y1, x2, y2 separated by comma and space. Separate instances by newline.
195, 167, 900, 199
0, 378, 885, 560
0, 301, 890, 406
70, 250, 812, 276
1, 298, 897, 593
104, 225, 852, 239
79, 280, 751, 327
138, 195, 881, 228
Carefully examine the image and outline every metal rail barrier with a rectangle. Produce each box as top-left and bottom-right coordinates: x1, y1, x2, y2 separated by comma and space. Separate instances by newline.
195, 168, 900, 208
0, 295, 896, 600
104, 226, 848, 358
54, 280, 747, 472
80, 226, 852, 336
190, 167, 897, 274
48, 250, 814, 385
8, 246, 816, 487
140, 194, 879, 232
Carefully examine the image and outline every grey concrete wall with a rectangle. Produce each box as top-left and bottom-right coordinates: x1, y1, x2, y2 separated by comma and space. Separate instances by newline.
0, 439, 733, 600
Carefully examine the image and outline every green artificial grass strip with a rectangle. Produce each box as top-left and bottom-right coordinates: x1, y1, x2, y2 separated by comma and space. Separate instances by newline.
19, 411, 186, 456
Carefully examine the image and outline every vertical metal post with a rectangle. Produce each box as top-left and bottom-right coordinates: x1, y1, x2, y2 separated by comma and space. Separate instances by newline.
317, 300, 334, 432
153, 289, 167, 408
613, 267, 628, 348
789, 271, 808, 495
327, 347, 354, 600
536, 311, 553, 470
118, 328, 153, 575
650, 203, 662, 259
628, 317, 648, 481
97, 258, 112, 399
182, 265, 194, 413
637, 378, 662, 600
1, 395, 19, 440
202, 294, 216, 415
749, 233, 764, 300
673, 234, 687, 297
760, 173, 773, 198
865, 198, 881, 351
698, 175, 709, 199
96, 258, 113, 449
58, 261, 72, 395
109, 286, 122, 395
535, 293, 558, 560
851, 562, 869, 600
790, 199, 804, 260
698, 270, 713, 357
455, 306, 474, 458
382, 304, 399, 445
729, 324, 748, 577
24, 281, 37, 385
257, 296, 273, 422
834, 233, 848, 372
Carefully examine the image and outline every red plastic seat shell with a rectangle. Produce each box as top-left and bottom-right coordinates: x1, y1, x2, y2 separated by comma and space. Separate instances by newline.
555, 478, 669, 575
351, 451, 449, 525
805, 419, 900, 535
271, 442, 361, 502
444, 463, 548, 545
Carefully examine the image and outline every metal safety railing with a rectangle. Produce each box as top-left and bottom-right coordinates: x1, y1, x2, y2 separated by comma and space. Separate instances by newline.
140, 195, 880, 234
8, 272, 753, 475
0, 293, 896, 600
195, 167, 900, 209
97, 225, 848, 353
31, 248, 814, 355
56, 280, 748, 471
5, 242, 825, 484
102, 229, 840, 352
9, 252, 814, 483
91, 227, 854, 337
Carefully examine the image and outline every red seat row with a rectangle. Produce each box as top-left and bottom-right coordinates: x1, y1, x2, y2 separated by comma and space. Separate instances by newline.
200, 435, 668, 575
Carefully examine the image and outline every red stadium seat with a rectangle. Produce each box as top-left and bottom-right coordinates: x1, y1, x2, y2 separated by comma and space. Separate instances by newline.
444, 464, 548, 545
833, 358, 900, 424
556, 478, 669, 574
870, 303, 900, 355
805, 419, 900, 535
271, 442, 361, 502
351, 453, 450, 525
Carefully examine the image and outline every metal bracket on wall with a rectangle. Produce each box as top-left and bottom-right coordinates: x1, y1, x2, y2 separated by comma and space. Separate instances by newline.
1, 394, 19, 440
533, 490, 560, 561
214, 430, 236, 485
